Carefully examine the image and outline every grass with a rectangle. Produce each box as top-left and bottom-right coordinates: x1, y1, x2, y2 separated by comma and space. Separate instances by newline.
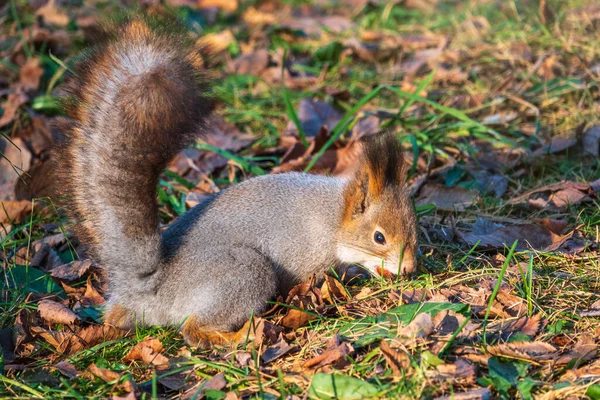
1, 0, 600, 398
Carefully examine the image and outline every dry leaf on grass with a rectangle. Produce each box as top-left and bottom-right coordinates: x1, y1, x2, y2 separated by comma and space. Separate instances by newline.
89, 363, 135, 393
321, 274, 350, 304
416, 184, 476, 211
425, 359, 476, 384
459, 217, 577, 252
124, 337, 169, 366
183, 373, 227, 400
38, 299, 80, 325
231, 49, 269, 75
54, 361, 80, 379
396, 313, 434, 343
261, 338, 298, 364
583, 126, 600, 157
492, 314, 544, 341
284, 98, 341, 138
379, 339, 411, 378
487, 341, 557, 362
81, 277, 105, 306
19, 58, 44, 91
0, 200, 33, 224
432, 310, 467, 335
303, 335, 354, 369
562, 358, 600, 380
555, 334, 597, 365
36, 0, 69, 27
32, 324, 128, 355
508, 181, 595, 211
0, 90, 27, 129
433, 387, 492, 400
50, 260, 93, 281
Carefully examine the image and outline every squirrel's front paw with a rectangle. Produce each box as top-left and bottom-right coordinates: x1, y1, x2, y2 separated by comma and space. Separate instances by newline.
181, 316, 252, 349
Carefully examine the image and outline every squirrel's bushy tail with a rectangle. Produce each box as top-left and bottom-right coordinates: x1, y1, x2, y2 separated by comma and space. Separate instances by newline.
55, 16, 210, 285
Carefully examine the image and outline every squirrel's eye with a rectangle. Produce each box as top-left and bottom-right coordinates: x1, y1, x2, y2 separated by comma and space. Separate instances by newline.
374, 231, 386, 245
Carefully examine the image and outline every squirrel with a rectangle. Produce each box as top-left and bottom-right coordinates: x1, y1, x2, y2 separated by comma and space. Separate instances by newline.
53, 16, 419, 348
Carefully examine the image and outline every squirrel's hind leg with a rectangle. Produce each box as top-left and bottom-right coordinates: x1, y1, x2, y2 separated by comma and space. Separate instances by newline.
178, 246, 278, 349
104, 304, 135, 330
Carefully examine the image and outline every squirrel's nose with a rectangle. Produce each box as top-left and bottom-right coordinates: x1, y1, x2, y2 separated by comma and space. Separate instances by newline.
400, 250, 417, 275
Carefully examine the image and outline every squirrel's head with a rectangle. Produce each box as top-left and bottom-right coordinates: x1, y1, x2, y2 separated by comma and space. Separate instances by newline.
337, 132, 418, 277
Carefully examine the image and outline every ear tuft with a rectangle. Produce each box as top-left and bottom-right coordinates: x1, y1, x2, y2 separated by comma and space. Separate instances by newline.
360, 131, 406, 197
342, 131, 406, 222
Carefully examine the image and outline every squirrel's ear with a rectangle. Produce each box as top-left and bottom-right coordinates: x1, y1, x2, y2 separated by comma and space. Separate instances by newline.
342, 169, 370, 221
342, 132, 406, 222
361, 131, 406, 198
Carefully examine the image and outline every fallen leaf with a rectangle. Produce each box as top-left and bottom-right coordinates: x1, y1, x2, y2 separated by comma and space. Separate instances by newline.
321, 274, 350, 304
509, 181, 594, 211
562, 358, 600, 380
81, 277, 105, 306
416, 183, 476, 211
54, 361, 80, 379
0, 137, 32, 186
198, 30, 236, 54
396, 313, 434, 342
459, 217, 574, 252
432, 310, 467, 335
19, 58, 44, 91
32, 324, 128, 355
555, 334, 597, 365
0, 200, 32, 225
261, 338, 298, 364
285, 99, 341, 138
433, 388, 493, 400
583, 126, 600, 157
50, 260, 93, 281
492, 314, 544, 341
303, 335, 354, 369
425, 359, 476, 384
379, 339, 411, 378
197, 0, 238, 12
38, 299, 80, 325
487, 341, 557, 362
89, 363, 135, 392
124, 337, 169, 366
36, 0, 69, 27
232, 49, 269, 75
280, 308, 316, 329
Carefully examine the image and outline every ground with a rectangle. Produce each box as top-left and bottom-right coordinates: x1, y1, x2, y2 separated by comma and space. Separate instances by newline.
1, 0, 600, 399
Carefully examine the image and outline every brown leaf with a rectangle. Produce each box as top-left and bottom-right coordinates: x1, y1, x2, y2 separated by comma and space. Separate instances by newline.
197, 30, 236, 55
555, 334, 597, 365
0, 200, 32, 225
89, 363, 135, 392
36, 0, 69, 26
396, 313, 434, 343
416, 183, 476, 211
1, 136, 32, 189
459, 217, 574, 252
303, 335, 354, 369
425, 359, 476, 384
280, 309, 316, 329
284, 98, 341, 138
54, 361, 80, 379
509, 181, 594, 211
433, 388, 492, 400
432, 310, 467, 335
493, 314, 544, 341
50, 260, 93, 281
379, 339, 411, 378
583, 126, 600, 157
19, 58, 44, 91
38, 299, 80, 325
232, 49, 269, 75
81, 277, 105, 306
124, 337, 169, 366
261, 338, 298, 364
487, 341, 557, 362
32, 324, 128, 355
562, 358, 600, 380
321, 274, 350, 304
197, 0, 238, 12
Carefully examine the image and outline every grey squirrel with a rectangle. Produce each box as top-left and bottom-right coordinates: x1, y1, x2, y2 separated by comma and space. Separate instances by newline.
54, 16, 419, 348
